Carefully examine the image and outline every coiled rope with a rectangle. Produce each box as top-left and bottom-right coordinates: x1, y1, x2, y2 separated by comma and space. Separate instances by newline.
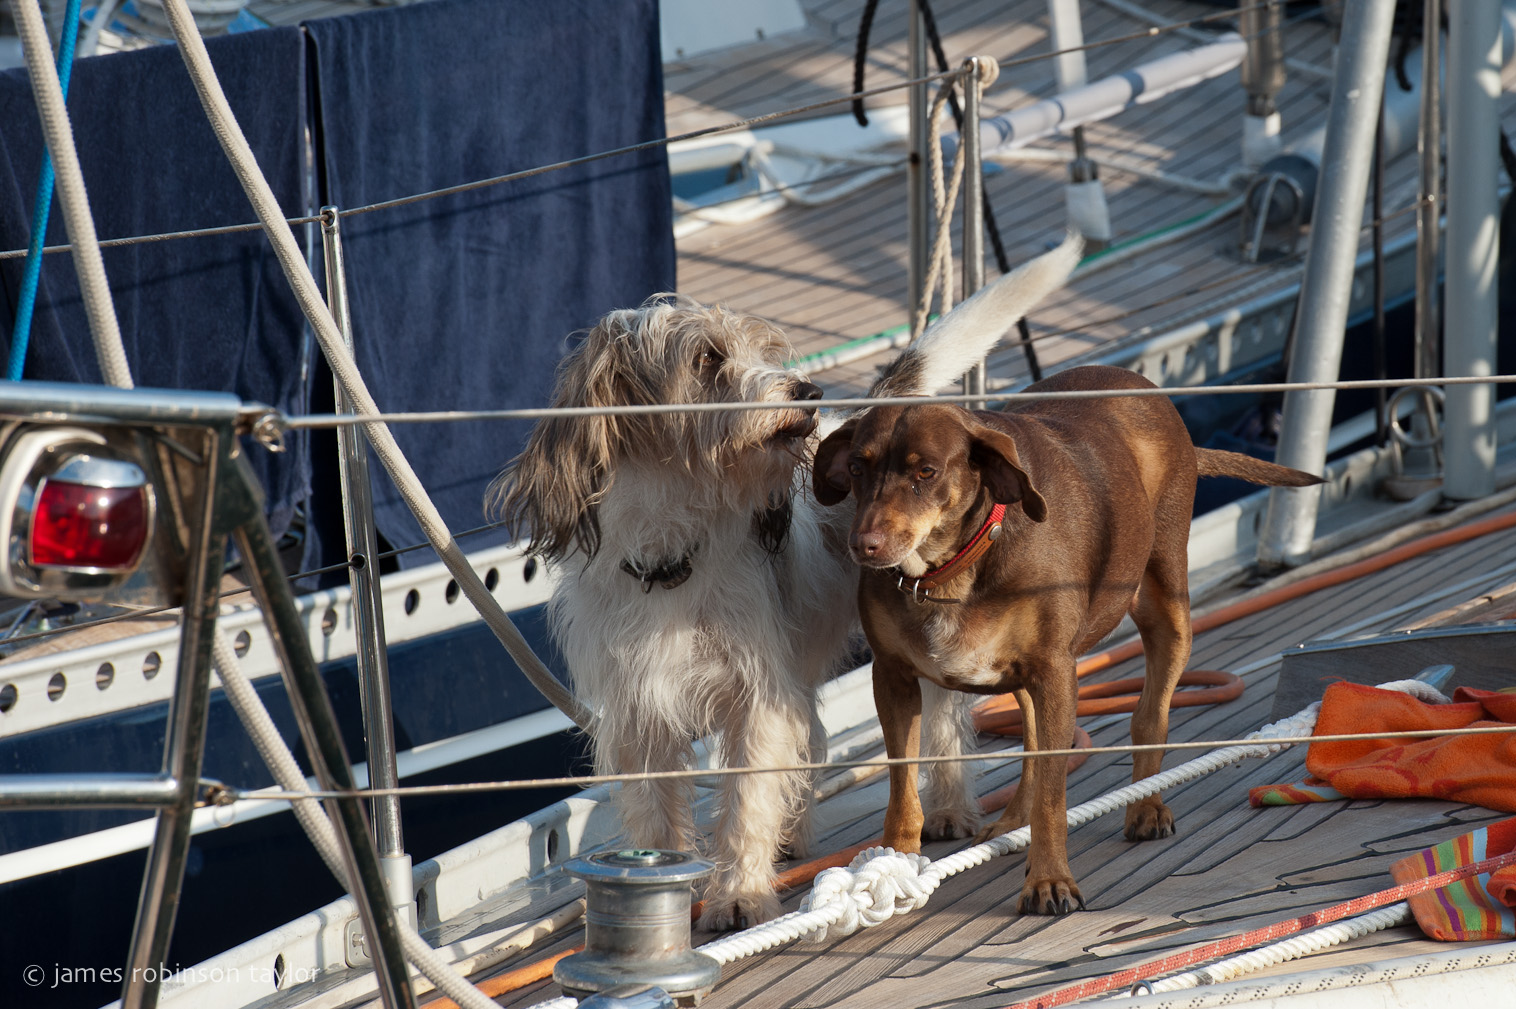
912, 60, 1002, 338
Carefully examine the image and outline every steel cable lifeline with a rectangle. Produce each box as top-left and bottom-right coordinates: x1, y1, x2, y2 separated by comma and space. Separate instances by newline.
275, 370, 1516, 431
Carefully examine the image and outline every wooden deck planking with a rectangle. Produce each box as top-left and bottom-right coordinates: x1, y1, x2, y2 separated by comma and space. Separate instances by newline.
486, 542, 1516, 1008
670, 0, 1273, 375
666, 1, 1516, 408
663, 521, 1516, 1008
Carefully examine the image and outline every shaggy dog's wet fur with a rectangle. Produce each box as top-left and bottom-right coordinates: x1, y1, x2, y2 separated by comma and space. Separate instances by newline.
489, 237, 1081, 929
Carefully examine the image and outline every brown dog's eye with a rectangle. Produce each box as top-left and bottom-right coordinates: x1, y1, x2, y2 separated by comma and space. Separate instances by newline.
917, 466, 936, 481
847, 460, 864, 479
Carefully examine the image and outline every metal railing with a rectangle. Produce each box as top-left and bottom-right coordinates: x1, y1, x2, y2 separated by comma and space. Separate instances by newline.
0, 383, 412, 1009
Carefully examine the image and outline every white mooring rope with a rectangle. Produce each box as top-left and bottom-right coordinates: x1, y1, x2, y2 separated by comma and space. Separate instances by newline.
701, 676, 1446, 960
1123, 903, 1412, 996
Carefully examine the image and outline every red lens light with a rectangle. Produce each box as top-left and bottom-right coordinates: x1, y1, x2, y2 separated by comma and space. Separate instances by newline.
31, 480, 149, 570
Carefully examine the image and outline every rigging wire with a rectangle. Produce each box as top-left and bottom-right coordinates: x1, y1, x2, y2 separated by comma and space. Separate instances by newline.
0, 0, 1325, 263
277, 372, 1516, 430
238, 721, 1516, 803
7, 0, 83, 381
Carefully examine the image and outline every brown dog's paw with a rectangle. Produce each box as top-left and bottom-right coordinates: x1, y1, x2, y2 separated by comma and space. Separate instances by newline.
1017, 877, 1086, 916
1123, 799, 1176, 842
922, 806, 981, 842
971, 805, 1029, 844
697, 891, 781, 933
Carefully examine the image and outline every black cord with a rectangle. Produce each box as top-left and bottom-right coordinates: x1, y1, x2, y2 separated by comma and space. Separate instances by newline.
851, 0, 882, 127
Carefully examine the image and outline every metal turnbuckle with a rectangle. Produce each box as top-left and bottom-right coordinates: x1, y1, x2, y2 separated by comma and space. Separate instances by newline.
554, 849, 720, 1005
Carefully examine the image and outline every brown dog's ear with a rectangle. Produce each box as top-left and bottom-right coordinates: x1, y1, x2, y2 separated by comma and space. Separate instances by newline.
812, 420, 858, 506
967, 424, 1048, 522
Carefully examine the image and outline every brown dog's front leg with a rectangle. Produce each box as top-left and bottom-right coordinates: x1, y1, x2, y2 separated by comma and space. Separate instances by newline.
977, 688, 1037, 841
873, 657, 925, 854
1019, 664, 1084, 916
1125, 563, 1192, 841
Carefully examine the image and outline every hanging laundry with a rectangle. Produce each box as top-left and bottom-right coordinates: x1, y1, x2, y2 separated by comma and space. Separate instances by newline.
301, 0, 675, 573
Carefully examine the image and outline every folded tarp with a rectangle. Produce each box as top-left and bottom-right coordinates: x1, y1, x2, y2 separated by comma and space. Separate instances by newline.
302, 0, 675, 571
0, 29, 311, 539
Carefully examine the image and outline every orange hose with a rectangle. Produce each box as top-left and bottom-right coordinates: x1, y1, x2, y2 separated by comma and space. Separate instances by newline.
975, 671, 1243, 735
423, 948, 577, 1007
1071, 507, 1516, 679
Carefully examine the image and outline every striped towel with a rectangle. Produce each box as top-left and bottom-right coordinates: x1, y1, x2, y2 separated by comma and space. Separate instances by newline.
1248, 780, 1347, 806
1390, 818, 1516, 940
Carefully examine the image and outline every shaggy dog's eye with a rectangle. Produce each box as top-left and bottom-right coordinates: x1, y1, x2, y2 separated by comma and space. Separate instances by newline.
696, 347, 724, 372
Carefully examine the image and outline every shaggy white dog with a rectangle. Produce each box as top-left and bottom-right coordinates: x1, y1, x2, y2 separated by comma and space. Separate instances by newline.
490, 236, 1081, 928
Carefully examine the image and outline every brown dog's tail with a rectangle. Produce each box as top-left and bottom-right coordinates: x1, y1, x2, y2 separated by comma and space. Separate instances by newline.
1196, 447, 1324, 487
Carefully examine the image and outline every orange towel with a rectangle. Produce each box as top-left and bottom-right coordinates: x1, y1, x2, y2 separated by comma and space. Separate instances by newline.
1305, 682, 1516, 813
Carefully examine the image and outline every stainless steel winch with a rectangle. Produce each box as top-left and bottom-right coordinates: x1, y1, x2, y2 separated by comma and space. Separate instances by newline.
554, 849, 721, 1005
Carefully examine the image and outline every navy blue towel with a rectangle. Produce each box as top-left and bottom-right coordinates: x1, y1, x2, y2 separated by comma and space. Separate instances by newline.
0, 29, 311, 540
303, 0, 675, 570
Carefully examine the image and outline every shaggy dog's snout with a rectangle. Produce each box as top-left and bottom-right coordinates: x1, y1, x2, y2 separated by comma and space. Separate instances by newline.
774, 380, 824, 440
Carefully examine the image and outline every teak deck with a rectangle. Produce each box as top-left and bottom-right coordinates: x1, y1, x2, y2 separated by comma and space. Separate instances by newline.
667, 0, 1346, 398
475, 498, 1516, 1009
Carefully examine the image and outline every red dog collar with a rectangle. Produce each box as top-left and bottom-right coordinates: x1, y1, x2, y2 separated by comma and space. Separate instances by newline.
896, 502, 1006, 601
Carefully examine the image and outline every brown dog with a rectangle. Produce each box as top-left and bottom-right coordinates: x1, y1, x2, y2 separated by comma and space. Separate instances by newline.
812, 365, 1322, 915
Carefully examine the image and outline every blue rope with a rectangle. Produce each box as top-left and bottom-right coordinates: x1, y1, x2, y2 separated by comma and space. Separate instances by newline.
8, 0, 86, 382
